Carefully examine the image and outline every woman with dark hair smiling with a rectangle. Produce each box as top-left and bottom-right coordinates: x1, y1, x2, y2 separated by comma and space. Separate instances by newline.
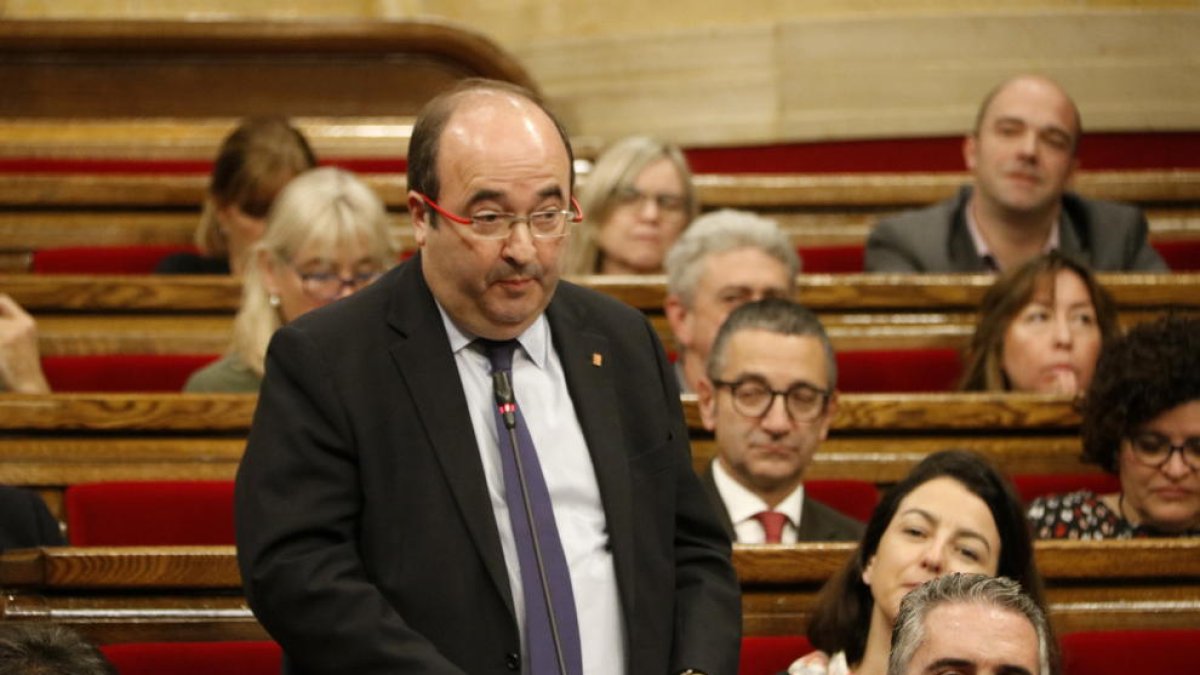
1029, 315, 1200, 538
959, 251, 1119, 397
786, 450, 1046, 675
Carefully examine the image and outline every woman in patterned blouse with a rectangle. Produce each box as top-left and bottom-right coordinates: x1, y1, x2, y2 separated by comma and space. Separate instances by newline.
1028, 315, 1200, 538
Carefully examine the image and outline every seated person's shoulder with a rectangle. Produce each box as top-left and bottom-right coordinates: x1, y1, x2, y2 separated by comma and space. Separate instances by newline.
0, 484, 65, 550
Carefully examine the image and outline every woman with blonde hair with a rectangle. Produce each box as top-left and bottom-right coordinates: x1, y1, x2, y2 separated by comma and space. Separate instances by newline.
564, 136, 698, 275
157, 117, 317, 276
185, 167, 395, 392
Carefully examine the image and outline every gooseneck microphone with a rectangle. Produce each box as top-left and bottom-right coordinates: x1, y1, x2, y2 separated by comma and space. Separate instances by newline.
490, 369, 570, 675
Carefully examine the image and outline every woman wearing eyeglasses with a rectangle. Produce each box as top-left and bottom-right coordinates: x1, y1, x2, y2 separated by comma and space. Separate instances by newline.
563, 136, 698, 275
1028, 315, 1200, 538
184, 167, 396, 392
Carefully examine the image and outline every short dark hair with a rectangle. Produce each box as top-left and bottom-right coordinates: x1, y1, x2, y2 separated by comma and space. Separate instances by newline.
959, 251, 1119, 392
0, 624, 114, 675
1082, 314, 1200, 473
888, 574, 1051, 675
806, 450, 1043, 665
706, 297, 837, 391
406, 78, 576, 211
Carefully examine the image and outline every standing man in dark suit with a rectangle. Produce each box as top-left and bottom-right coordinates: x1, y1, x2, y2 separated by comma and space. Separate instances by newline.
865, 74, 1167, 273
696, 298, 862, 544
235, 79, 741, 674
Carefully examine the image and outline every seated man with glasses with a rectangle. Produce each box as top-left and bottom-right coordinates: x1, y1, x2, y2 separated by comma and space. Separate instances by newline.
696, 297, 863, 543
184, 167, 396, 392
1028, 314, 1200, 538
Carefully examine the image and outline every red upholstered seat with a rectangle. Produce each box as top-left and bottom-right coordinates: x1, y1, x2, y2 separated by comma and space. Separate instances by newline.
740, 635, 812, 675
1060, 629, 1200, 675
41, 354, 220, 392
1153, 239, 1200, 271
1012, 473, 1122, 505
101, 641, 281, 675
31, 244, 200, 274
836, 349, 962, 393
797, 245, 864, 273
806, 479, 878, 523
65, 481, 236, 546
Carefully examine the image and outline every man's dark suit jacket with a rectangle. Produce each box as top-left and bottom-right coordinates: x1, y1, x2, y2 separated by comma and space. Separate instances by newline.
235, 255, 741, 674
0, 485, 64, 553
864, 186, 1168, 273
700, 464, 862, 543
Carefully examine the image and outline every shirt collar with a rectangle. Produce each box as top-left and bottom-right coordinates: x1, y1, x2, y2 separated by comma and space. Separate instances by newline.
711, 458, 805, 527
435, 301, 550, 369
965, 203, 1061, 272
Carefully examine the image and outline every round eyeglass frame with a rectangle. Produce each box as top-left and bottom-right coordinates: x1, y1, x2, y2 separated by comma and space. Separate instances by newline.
711, 377, 830, 422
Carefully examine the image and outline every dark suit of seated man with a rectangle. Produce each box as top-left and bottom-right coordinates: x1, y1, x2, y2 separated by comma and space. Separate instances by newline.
0, 485, 64, 553
235, 79, 741, 675
865, 74, 1167, 274
695, 298, 863, 544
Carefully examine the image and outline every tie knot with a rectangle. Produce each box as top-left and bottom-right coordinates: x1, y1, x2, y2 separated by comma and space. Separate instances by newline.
476, 338, 519, 372
753, 510, 790, 544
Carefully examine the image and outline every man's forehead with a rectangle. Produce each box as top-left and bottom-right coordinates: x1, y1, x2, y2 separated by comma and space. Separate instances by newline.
724, 330, 827, 380
981, 77, 1078, 135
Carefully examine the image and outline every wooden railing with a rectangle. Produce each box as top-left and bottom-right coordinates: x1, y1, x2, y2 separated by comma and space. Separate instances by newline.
2, 539, 1195, 644
0, 392, 1093, 517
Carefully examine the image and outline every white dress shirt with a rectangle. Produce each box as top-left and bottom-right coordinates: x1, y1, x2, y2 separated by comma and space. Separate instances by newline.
439, 305, 626, 675
711, 458, 806, 545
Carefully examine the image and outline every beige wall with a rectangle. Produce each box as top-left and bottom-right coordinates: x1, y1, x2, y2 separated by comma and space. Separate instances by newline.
4, 1, 1197, 146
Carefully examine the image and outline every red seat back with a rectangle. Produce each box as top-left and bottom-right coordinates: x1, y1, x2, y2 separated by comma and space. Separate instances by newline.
797, 245, 864, 273
31, 245, 200, 274
41, 354, 220, 392
1153, 239, 1200, 271
806, 479, 879, 523
100, 641, 281, 675
66, 481, 236, 546
836, 349, 962, 393
1060, 629, 1200, 675
740, 636, 812, 675
1011, 473, 1121, 505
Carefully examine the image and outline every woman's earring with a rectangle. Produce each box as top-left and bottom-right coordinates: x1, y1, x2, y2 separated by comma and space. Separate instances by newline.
268, 294, 281, 308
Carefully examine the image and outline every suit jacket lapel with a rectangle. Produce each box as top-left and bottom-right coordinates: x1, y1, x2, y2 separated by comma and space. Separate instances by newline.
546, 289, 637, 634
948, 187, 990, 272
384, 256, 515, 619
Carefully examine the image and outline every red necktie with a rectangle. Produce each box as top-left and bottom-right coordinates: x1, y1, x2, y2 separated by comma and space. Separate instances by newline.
753, 510, 789, 544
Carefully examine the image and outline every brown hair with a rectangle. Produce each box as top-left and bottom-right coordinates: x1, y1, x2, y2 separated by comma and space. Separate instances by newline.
958, 251, 1119, 392
195, 117, 317, 256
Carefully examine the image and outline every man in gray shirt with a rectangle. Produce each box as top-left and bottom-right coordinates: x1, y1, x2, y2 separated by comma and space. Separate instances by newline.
866, 74, 1167, 274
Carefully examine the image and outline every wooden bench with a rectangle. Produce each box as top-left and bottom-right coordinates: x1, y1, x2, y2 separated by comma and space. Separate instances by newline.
2, 539, 1194, 644
1, 170, 1197, 271
10, 272, 1199, 356
0, 391, 1096, 520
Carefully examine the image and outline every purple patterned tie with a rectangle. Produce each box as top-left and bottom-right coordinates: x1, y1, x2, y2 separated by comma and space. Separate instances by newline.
478, 339, 582, 675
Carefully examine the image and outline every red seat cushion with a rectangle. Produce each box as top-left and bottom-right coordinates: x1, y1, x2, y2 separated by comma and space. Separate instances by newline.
1012, 473, 1122, 505
836, 349, 962, 393
66, 481, 236, 546
806, 479, 878, 523
41, 354, 220, 392
797, 245, 864, 273
31, 245, 200, 274
740, 636, 812, 675
100, 641, 281, 675
1153, 239, 1200, 271
1060, 629, 1200, 675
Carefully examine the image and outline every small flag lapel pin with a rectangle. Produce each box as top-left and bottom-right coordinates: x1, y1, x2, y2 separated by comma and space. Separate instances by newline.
592, 352, 603, 367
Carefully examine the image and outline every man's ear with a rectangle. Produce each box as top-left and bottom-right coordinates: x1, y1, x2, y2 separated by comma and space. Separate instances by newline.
408, 191, 430, 247
697, 375, 717, 431
817, 391, 839, 442
962, 134, 978, 172
664, 294, 691, 350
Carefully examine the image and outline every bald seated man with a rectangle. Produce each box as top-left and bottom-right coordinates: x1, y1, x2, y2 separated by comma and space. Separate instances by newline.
866, 74, 1167, 274
235, 79, 741, 675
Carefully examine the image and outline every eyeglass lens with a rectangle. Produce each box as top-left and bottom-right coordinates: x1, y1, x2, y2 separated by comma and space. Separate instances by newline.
722, 378, 826, 421
1129, 433, 1200, 469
